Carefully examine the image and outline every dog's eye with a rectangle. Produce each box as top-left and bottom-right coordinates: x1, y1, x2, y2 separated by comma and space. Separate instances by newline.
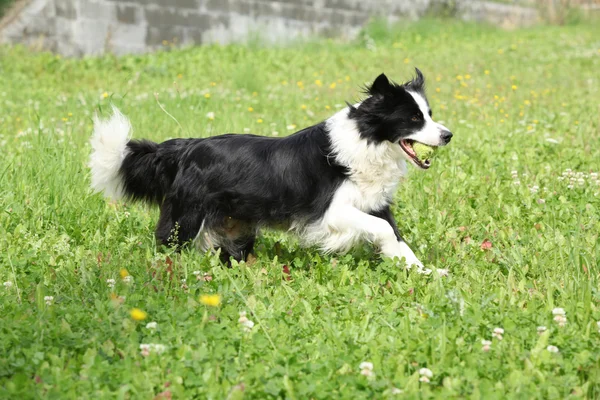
411, 115, 421, 122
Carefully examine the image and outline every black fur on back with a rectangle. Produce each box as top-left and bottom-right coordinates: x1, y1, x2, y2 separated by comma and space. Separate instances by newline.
119, 138, 192, 204
117, 123, 349, 254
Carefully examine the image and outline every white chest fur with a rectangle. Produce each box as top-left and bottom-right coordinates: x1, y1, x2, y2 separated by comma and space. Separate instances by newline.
326, 108, 408, 212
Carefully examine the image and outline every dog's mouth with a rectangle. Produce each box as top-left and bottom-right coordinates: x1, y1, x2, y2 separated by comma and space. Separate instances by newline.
399, 139, 431, 170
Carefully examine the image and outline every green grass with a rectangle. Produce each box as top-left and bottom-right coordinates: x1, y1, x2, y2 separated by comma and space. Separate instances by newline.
1, 20, 600, 398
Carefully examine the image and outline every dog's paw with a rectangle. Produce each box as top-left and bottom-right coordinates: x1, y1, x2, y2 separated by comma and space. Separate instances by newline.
399, 256, 431, 275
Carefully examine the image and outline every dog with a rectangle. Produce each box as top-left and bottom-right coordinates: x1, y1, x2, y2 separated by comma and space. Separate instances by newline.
89, 69, 452, 268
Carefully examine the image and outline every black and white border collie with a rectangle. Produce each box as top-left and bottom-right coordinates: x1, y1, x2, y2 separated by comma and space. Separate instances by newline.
89, 69, 452, 269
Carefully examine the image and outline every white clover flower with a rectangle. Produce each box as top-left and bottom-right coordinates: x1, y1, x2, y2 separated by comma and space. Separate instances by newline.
359, 362, 373, 371
537, 326, 547, 334
3, 281, 13, 288
359, 361, 374, 377
206, 112, 215, 120
436, 268, 449, 277
390, 387, 403, 394
44, 296, 54, 305
546, 345, 559, 353
553, 314, 567, 327
492, 327, 504, 340
239, 311, 255, 332
419, 368, 433, 378
552, 308, 566, 316
545, 138, 559, 144
106, 278, 116, 288
419, 376, 430, 383
513, 180, 521, 186
146, 322, 158, 330
192, 270, 201, 276
243, 128, 251, 133
537, 199, 546, 204
530, 185, 539, 193
481, 339, 492, 352
140, 343, 166, 356
123, 276, 133, 284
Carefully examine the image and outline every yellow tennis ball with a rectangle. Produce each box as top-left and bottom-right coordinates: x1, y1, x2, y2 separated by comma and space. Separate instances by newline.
412, 143, 435, 161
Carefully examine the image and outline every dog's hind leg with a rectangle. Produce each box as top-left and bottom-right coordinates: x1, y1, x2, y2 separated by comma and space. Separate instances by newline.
156, 199, 206, 248
215, 217, 257, 264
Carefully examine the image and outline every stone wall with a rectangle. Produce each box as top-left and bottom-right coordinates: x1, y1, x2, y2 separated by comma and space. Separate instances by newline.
0, 0, 539, 56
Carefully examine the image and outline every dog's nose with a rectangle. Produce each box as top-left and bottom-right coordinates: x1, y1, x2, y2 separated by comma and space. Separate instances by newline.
440, 130, 453, 144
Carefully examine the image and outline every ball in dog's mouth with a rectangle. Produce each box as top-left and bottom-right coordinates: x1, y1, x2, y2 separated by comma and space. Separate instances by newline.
399, 139, 434, 169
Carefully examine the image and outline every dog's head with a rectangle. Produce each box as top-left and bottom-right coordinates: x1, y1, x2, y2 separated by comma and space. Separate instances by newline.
348, 69, 452, 169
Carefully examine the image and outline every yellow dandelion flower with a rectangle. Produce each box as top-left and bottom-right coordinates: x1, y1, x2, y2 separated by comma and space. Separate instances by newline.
533, 120, 538, 124
484, 70, 490, 75
68, 112, 73, 117
301, 104, 307, 110
511, 85, 518, 90
130, 308, 147, 321
177, 73, 183, 79
345, 76, 350, 81
519, 112, 524, 117
102, 92, 109, 99
252, 91, 258, 97
435, 88, 441, 93
456, 75, 463, 81
315, 79, 322, 87
435, 76, 441, 82
120, 269, 129, 279
524, 100, 531, 105
257, 118, 263, 123
297, 81, 304, 87
403, 58, 410, 64
62, 117, 68, 122
248, 107, 254, 112
210, 82, 216, 87
497, 49, 504, 54
329, 82, 336, 89
199, 294, 221, 307
281, 80, 288, 85
465, 74, 471, 80
204, 93, 211, 98
325, 105, 330, 110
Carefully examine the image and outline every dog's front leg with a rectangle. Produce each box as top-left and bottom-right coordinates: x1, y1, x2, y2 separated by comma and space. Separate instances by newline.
369, 207, 424, 269
328, 206, 424, 269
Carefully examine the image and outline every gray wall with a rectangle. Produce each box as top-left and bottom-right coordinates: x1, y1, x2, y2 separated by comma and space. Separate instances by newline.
0, 0, 539, 56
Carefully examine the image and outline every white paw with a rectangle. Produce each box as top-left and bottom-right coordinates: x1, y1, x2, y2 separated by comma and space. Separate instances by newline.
383, 241, 430, 274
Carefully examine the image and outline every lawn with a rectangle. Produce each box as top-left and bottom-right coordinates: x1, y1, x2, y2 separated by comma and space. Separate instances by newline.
1, 19, 599, 399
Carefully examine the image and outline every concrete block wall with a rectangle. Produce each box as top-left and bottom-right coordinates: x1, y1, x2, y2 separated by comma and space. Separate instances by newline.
0, 0, 539, 56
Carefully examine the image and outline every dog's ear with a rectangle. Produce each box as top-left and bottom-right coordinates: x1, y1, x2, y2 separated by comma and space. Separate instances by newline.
368, 73, 391, 96
411, 68, 425, 89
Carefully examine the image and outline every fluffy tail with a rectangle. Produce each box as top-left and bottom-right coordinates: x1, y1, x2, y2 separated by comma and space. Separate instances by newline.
89, 107, 175, 204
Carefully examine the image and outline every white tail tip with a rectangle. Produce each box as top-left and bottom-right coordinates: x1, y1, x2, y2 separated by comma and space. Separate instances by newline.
89, 106, 131, 199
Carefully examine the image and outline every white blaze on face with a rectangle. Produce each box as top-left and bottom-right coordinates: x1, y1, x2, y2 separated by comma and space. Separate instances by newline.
406, 91, 451, 146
